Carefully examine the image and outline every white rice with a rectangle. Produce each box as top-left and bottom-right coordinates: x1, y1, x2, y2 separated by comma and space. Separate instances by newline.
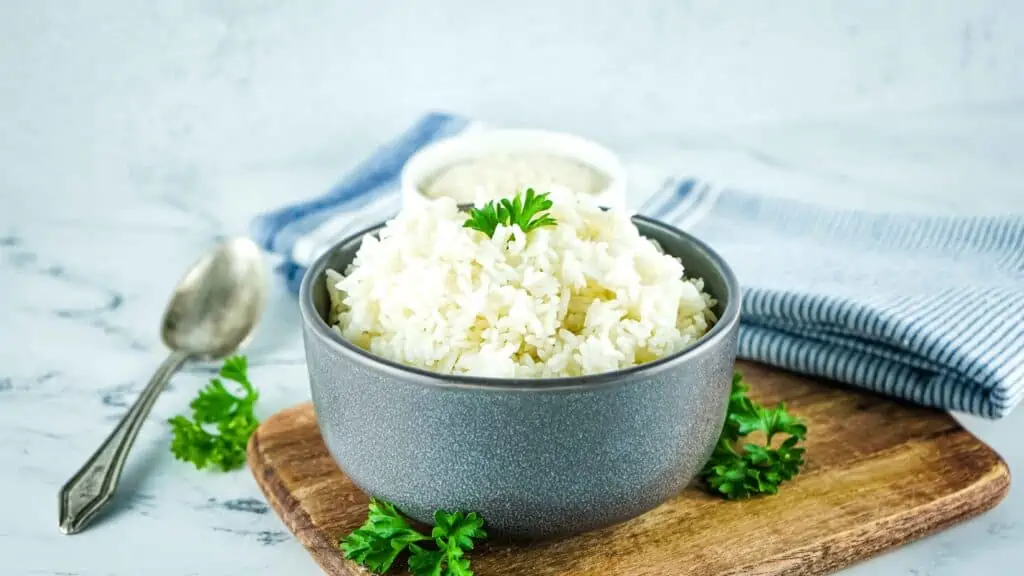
326, 188, 717, 378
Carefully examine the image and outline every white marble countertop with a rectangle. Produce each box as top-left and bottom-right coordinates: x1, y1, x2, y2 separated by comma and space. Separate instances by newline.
3, 3, 1023, 574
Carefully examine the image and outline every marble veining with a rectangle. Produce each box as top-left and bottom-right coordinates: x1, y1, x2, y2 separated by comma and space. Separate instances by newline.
209, 497, 271, 515
3, 1, 1024, 574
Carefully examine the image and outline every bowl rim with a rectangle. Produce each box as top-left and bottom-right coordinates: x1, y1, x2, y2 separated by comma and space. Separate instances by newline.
299, 213, 741, 392
399, 128, 627, 208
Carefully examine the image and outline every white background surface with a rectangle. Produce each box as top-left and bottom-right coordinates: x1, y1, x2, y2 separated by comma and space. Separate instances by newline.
2, 2, 1022, 574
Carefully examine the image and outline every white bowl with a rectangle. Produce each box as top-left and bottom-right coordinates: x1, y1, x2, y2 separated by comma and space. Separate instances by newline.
400, 128, 626, 209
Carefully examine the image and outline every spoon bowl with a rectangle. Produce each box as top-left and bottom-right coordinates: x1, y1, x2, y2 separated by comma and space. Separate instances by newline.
161, 237, 267, 358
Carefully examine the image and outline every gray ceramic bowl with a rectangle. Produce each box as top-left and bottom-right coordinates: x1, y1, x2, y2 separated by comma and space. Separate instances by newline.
299, 215, 741, 539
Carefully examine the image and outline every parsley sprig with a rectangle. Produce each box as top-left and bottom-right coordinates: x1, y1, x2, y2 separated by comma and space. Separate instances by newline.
699, 372, 808, 499
341, 498, 487, 575
463, 188, 557, 239
168, 355, 260, 471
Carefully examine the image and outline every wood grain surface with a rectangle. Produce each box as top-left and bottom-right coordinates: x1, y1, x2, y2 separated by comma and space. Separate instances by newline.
247, 361, 1010, 576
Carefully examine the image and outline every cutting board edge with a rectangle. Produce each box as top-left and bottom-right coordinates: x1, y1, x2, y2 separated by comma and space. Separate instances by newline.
719, 446, 1010, 576
248, 427, 361, 576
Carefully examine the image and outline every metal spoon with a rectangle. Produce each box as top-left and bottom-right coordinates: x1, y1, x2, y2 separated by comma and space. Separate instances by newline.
58, 237, 267, 535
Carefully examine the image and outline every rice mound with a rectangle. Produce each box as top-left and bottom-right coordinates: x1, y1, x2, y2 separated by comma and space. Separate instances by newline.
326, 188, 717, 378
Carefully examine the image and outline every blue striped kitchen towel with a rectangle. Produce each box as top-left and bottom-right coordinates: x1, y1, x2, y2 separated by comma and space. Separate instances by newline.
251, 112, 1024, 419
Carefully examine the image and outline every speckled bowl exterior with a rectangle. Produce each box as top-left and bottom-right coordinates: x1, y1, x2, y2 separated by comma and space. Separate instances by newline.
299, 215, 741, 539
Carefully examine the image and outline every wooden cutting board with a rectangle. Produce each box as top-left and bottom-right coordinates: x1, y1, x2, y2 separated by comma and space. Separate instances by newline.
247, 361, 1010, 576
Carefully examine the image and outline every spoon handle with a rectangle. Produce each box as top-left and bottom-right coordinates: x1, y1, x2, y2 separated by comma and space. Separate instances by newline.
58, 350, 189, 534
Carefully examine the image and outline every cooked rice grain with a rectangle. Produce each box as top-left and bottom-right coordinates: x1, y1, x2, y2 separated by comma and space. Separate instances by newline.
326, 188, 716, 378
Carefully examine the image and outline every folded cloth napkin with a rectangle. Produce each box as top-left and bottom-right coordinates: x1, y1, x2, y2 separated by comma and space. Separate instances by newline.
251, 112, 1024, 419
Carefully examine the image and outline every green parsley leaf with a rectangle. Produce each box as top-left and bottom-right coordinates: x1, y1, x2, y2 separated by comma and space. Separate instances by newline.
425, 510, 488, 576
439, 544, 474, 576
432, 510, 487, 551
462, 201, 503, 239
167, 355, 260, 472
732, 400, 808, 444
168, 415, 218, 469
463, 188, 557, 239
342, 498, 431, 574
188, 379, 237, 423
408, 544, 445, 576
341, 500, 487, 575
218, 355, 252, 390
699, 371, 808, 499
